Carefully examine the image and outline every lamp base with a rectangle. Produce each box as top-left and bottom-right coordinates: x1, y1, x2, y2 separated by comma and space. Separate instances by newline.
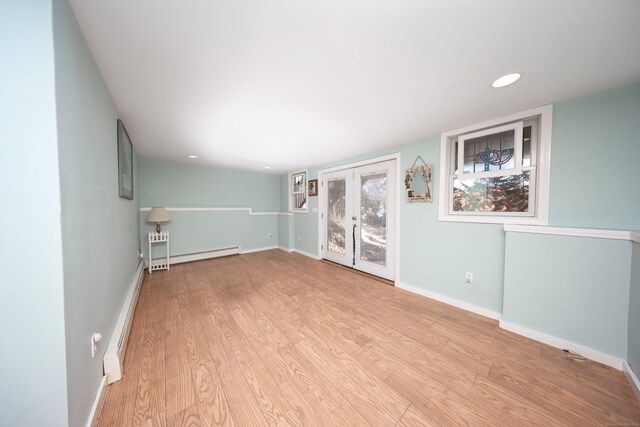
156, 223, 161, 233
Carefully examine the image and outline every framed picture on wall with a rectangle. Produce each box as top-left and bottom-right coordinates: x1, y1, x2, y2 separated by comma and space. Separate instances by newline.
308, 179, 318, 196
117, 119, 134, 200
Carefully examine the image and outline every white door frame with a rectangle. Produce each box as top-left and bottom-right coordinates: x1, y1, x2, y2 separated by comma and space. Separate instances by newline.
318, 152, 401, 284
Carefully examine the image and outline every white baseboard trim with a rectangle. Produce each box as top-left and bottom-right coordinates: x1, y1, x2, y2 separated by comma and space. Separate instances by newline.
278, 246, 294, 252
104, 260, 144, 384
293, 248, 321, 260
396, 282, 502, 321
86, 375, 107, 427
623, 362, 640, 402
240, 245, 278, 254
499, 320, 625, 370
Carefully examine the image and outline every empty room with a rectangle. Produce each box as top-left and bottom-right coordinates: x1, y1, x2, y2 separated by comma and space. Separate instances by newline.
3, 0, 640, 426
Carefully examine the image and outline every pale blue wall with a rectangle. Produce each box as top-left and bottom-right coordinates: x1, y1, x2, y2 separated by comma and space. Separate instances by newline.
140, 211, 277, 257
279, 174, 289, 212
53, 1, 142, 426
278, 215, 293, 250
278, 175, 295, 249
629, 242, 640, 373
140, 158, 280, 211
0, 1, 69, 426
139, 159, 281, 258
503, 233, 631, 358
549, 83, 640, 230
285, 81, 640, 316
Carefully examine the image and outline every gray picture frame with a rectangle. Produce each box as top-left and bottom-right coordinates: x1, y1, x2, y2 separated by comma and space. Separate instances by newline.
117, 119, 134, 200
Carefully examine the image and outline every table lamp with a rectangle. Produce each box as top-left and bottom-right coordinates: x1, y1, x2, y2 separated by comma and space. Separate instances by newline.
146, 207, 171, 233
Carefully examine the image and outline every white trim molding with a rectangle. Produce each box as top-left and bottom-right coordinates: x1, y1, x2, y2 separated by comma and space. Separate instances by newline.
278, 246, 294, 252
504, 224, 634, 241
86, 375, 107, 427
396, 282, 502, 321
499, 320, 625, 370
631, 232, 640, 244
140, 207, 279, 215
239, 245, 278, 254
623, 362, 640, 403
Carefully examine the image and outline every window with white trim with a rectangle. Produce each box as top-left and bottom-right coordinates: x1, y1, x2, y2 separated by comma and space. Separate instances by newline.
439, 105, 552, 224
289, 170, 308, 212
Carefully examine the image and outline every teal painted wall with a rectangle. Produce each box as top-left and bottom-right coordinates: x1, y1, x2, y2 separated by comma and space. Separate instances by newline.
503, 233, 631, 358
279, 174, 289, 212
278, 215, 293, 250
53, 1, 142, 426
285, 81, 640, 316
629, 242, 640, 374
139, 159, 281, 258
139, 158, 280, 211
549, 83, 640, 230
141, 211, 277, 257
0, 1, 69, 425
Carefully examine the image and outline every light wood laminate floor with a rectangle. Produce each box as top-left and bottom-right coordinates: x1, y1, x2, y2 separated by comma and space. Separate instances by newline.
97, 250, 640, 426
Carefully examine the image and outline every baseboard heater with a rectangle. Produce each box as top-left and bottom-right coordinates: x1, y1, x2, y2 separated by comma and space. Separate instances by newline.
103, 260, 144, 384
144, 246, 241, 269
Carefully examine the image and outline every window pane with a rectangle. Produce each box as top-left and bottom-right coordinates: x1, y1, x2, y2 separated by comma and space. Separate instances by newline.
360, 172, 387, 266
293, 193, 306, 209
327, 179, 346, 255
522, 126, 532, 167
453, 171, 530, 212
293, 173, 305, 192
462, 129, 515, 174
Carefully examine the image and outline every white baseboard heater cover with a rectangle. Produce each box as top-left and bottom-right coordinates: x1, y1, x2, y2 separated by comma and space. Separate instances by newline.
103, 260, 144, 384
145, 246, 241, 269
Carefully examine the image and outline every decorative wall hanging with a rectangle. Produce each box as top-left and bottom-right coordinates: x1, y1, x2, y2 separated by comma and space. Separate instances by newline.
308, 179, 318, 196
405, 156, 432, 203
117, 119, 134, 200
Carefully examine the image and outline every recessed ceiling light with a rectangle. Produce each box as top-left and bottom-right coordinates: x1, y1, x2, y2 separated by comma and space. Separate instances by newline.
492, 73, 521, 88
187, 155, 198, 159
264, 166, 271, 169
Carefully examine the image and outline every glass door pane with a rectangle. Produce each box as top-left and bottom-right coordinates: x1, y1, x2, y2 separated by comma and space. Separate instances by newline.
359, 172, 387, 266
327, 178, 346, 255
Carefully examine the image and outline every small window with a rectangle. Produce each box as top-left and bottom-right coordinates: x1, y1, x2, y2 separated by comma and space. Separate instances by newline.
289, 170, 308, 212
439, 105, 552, 224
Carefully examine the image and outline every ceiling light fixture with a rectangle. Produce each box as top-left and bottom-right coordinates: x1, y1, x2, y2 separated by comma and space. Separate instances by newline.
187, 154, 198, 159
264, 166, 271, 169
492, 73, 521, 88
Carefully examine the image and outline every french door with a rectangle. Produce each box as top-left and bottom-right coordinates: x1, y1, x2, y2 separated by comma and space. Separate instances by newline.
322, 160, 396, 281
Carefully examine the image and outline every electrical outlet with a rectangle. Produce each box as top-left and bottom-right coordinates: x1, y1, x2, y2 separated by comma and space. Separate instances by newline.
267, 233, 272, 239
298, 235, 301, 241
465, 272, 473, 284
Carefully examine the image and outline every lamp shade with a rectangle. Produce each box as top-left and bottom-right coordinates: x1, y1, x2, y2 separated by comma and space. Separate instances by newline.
146, 207, 171, 223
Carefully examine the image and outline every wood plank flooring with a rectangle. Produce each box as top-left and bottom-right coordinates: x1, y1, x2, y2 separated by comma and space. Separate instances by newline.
97, 250, 640, 426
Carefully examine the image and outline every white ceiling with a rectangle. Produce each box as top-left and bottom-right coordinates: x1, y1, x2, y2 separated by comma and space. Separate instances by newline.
69, 0, 640, 174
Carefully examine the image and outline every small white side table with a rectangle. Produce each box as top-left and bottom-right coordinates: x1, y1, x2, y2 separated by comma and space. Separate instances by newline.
148, 231, 170, 272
